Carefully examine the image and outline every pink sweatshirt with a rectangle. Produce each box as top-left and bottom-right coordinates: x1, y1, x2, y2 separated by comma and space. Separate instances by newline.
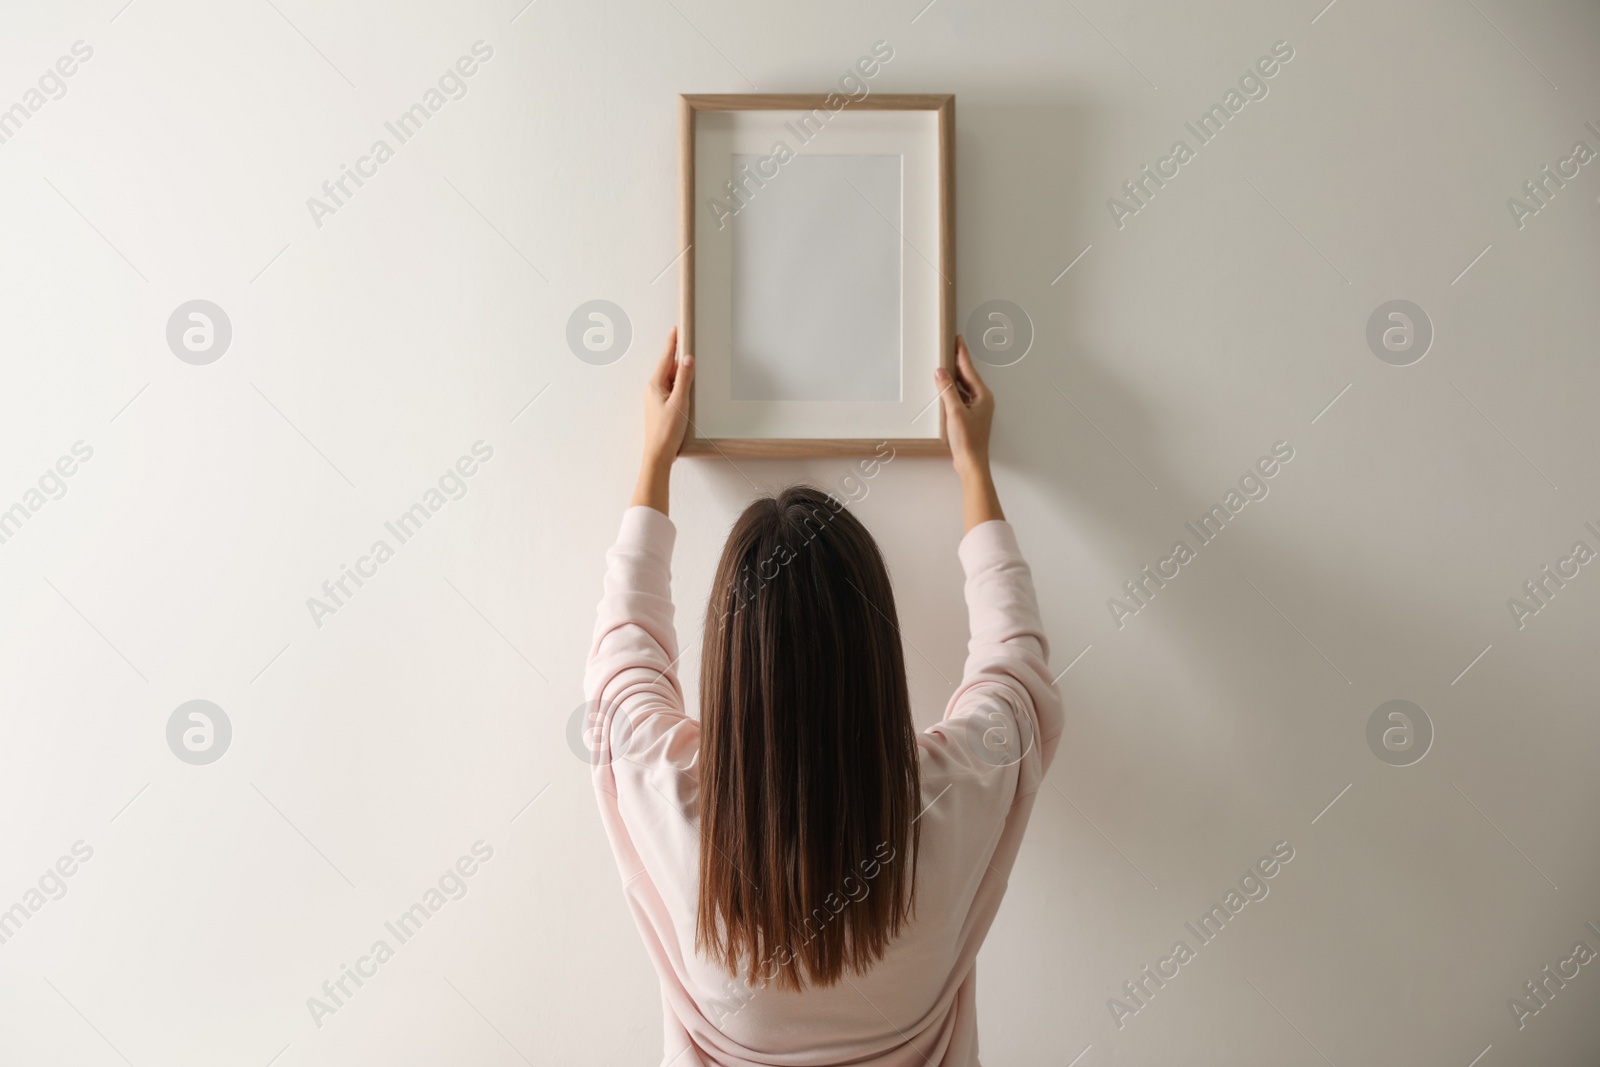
584, 505, 1064, 1066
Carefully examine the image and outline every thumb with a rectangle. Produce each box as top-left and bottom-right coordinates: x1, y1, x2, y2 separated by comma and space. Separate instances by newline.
670, 351, 694, 401
934, 366, 963, 420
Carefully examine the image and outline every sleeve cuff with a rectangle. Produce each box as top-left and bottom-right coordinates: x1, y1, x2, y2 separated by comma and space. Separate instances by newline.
617, 505, 677, 561
957, 519, 1020, 574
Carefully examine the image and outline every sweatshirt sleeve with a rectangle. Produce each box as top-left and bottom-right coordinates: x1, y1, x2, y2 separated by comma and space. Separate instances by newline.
921, 519, 1064, 799
582, 506, 700, 813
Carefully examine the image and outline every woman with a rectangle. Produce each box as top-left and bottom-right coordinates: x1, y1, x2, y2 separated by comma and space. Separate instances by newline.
584, 327, 1063, 1066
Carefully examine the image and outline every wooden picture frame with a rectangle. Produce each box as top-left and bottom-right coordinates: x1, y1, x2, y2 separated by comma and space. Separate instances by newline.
678, 93, 955, 458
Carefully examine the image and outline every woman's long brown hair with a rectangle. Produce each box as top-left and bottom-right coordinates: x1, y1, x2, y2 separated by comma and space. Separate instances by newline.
696, 485, 920, 993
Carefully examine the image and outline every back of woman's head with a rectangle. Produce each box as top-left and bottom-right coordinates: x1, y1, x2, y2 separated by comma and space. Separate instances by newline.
696, 485, 921, 993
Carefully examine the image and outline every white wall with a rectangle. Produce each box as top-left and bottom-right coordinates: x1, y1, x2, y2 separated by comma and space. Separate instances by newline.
2, 1, 1598, 1064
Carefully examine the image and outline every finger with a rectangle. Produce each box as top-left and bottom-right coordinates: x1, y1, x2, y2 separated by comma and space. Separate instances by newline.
944, 337, 972, 404
934, 365, 965, 418
955, 336, 988, 400
652, 327, 680, 393
669, 349, 694, 400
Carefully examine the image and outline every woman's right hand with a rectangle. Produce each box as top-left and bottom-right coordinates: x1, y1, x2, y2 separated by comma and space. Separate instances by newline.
936, 336, 1004, 530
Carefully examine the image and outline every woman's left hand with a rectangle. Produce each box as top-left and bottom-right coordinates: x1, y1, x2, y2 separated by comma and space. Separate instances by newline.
642, 326, 693, 468
632, 327, 692, 514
